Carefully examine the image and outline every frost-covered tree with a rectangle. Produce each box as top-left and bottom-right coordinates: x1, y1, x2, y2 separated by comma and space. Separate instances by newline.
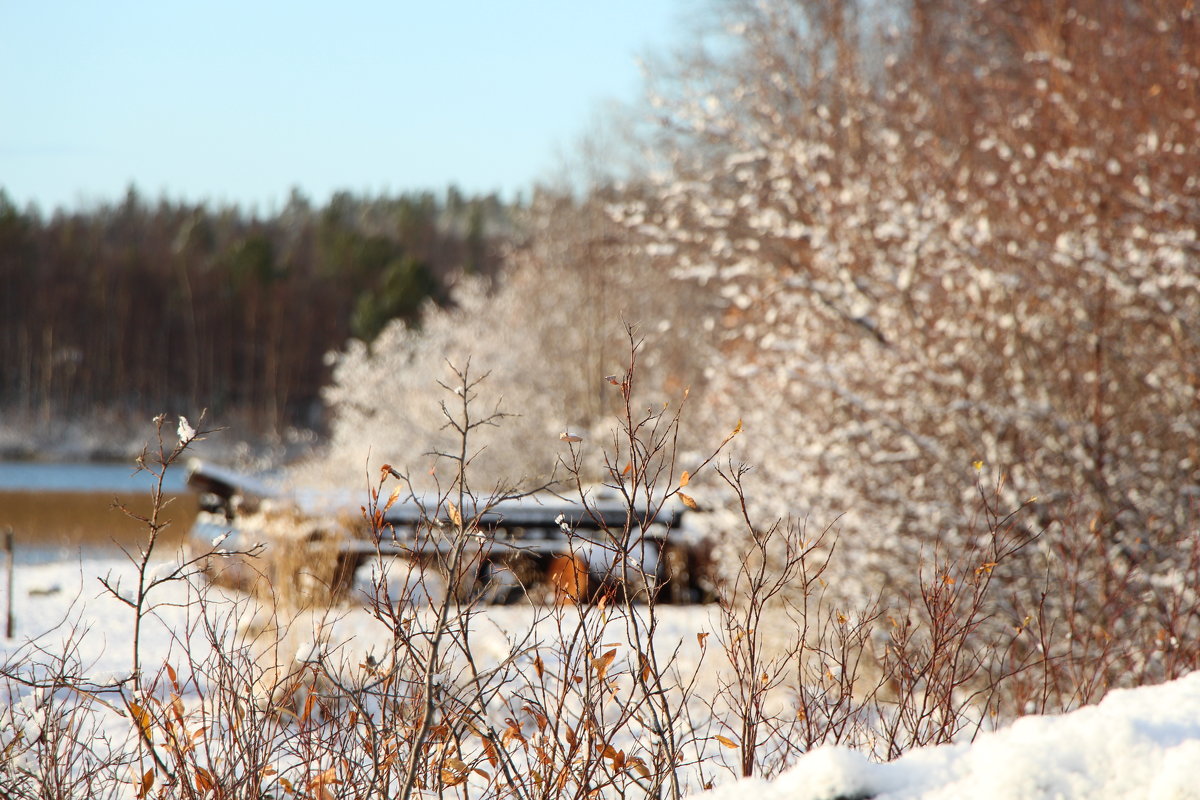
303, 189, 714, 489
614, 0, 1200, 637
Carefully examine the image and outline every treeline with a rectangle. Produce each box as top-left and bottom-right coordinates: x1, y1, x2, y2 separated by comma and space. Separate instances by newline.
0, 186, 514, 433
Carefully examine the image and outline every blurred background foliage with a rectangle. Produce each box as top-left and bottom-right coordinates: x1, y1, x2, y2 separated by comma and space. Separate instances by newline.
0, 186, 510, 439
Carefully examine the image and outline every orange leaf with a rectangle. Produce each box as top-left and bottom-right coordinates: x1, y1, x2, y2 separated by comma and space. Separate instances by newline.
697, 632, 709, 648
481, 738, 499, 767
678, 492, 698, 510
129, 702, 154, 743
447, 502, 462, 528
441, 757, 470, 784
301, 692, 316, 723
441, 771, 469, 788
733, 419, 743, 434
308, 766, 339, 787
194, 767, 214, 793
592, 648, 617, 681
384, 487, 402, 512
679, 470, 690, 488
137, 768, 154, 799
714, 734, 739, 749
524, 704, 548, 733
502, 718, 526, 747
622, 463, 632, 476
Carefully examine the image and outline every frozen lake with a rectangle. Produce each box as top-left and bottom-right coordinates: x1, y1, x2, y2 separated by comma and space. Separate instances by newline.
0, 460, 188, 493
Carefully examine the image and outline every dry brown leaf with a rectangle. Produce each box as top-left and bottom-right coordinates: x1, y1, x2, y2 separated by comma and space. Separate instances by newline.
525, 705, 548, 733
447, 502, 462, 528
136, 769, 154, 799
714, 734, 739, 749
678, 492, 698, 510
592, 648, 617, 681
129, 702, 153, 743
441, 770, 469, 788
194, 767, 214, 793
482, 738, 499, 767
310, 766, 339, 787
639, 652, 652, 681
301, 692, 316, 724
679, 470, 690, 488
501, 719, 526, 747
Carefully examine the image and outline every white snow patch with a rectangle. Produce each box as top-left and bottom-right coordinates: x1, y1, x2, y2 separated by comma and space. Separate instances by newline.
692, 672, 1200, 800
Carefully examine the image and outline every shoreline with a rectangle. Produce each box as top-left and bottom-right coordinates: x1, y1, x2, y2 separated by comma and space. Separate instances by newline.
0, 490, 195, 554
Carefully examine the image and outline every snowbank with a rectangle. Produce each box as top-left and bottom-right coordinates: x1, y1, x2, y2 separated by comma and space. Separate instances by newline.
695, 672, 1200, 800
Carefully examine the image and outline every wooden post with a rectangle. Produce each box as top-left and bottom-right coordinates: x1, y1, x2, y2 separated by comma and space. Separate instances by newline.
3, 527, 13, 639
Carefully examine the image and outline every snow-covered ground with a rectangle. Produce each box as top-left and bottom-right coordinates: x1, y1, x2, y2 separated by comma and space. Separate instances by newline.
698, 675, 1200, 800
4, 552, 1200, 799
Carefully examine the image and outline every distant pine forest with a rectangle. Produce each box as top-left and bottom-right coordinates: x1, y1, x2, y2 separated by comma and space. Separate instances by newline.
0, 186, 514, 440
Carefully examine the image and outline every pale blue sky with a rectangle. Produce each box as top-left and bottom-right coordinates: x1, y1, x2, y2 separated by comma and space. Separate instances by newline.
1, 1, 688, 213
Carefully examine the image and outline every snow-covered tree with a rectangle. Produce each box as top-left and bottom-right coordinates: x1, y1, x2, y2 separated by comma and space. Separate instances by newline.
304, 190, 714, 490
614, 0, 1200, 648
